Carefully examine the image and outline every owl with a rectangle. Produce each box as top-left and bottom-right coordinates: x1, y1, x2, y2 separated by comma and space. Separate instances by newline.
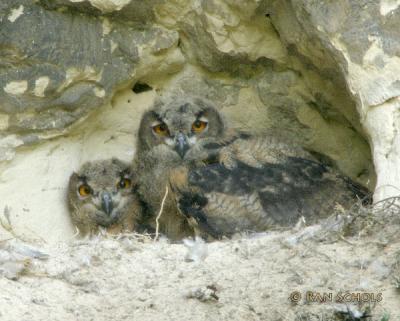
134, 95, 370, 240
68, 159, 142, 236
134, 95, 238, 240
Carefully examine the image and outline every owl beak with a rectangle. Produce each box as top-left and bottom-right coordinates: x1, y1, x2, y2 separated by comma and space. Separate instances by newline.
101, 192, 113, 215
174, 132, 189, 159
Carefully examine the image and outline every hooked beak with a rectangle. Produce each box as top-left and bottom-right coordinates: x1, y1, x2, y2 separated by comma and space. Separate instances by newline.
101, 192, 113, 215
174, 132, 189, 159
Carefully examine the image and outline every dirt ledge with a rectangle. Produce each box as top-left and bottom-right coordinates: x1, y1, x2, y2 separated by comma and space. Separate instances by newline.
0, 202, 399, 321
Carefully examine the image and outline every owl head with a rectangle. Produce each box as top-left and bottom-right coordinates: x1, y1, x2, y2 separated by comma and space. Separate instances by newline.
136, 96, 226, 161
68, 159, 135, 228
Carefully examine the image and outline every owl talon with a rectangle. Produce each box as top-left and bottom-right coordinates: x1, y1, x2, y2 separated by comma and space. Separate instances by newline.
177, 193, 221, 239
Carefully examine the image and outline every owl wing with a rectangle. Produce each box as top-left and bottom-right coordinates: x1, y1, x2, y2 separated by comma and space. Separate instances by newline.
174, 157, 370, 238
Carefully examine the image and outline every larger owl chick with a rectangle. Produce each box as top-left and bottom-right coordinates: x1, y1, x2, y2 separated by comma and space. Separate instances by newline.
68, 159, 142, 236
134, 94, 370, 241
134, 95, 238, 240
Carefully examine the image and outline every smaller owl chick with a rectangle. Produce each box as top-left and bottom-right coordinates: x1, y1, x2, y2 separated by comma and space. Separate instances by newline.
68, 159, 142, 236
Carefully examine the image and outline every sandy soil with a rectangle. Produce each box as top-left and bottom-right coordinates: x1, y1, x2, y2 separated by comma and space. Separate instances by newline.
0, 203, 399, 321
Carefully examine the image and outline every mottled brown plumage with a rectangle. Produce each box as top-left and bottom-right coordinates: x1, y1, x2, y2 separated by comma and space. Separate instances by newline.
134, 96, 370, 240
68, 159, 142, 236
172, 136, 370, 239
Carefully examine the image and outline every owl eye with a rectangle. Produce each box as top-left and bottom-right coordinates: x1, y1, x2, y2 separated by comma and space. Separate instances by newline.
78, 184, 92, 197
192, 120, 208, 133
152, 123, 169, 136
118, 178, 132, 189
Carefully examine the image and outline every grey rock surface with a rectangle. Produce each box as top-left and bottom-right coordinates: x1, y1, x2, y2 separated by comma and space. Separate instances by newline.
0, 1, 178, 134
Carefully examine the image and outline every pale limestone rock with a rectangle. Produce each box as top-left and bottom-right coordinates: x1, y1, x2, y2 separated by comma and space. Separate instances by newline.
364, 100, 400, 200
33, 77, 50, 98
0, 114, 9, 131
0, 135, 24, 162
69, 0, 131, 12
341, 48, 400, 200
380, 0, 400, 16
4, 81, 28, 95
7, 5, 24, 23
201, 0, 287, 63
87, 0, 131, 13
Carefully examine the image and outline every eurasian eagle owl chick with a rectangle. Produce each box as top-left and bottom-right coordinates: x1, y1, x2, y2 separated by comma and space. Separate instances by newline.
134, 95, 235, 239
68, 159, 142, 236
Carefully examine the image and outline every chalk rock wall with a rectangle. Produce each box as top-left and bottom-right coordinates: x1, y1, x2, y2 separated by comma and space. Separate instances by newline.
266, 0, 400, 202
0, 0, 396, 242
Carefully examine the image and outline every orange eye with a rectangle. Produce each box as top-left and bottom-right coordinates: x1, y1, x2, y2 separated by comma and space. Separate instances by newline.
192, 120, 207, 133
118, 178, 132, 189
152, 123, 169, 136
78, 184, 91, 197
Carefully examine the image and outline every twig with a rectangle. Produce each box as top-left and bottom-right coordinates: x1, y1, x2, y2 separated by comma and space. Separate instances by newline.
339, 235, 356, 245
155, 186, 169, 242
